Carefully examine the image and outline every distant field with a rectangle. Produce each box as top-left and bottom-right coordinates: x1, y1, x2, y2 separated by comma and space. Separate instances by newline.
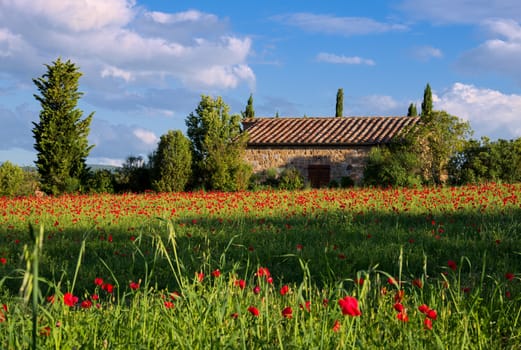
1, 184, 520, 348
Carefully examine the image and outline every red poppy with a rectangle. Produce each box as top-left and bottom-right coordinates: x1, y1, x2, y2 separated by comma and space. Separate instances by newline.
280, 285, 289, 296
129, 281, 140, 290
91, 294, 99, 301
332, 320, 341, 332
281, 306, 293, 318
81, 300, 92, 309
424, 317, 433, 330
94, 277, 103, 286
253, 285, 261, 294
231, 312, 239, 319
46, 295, 55, 304
296, 244, 303, 251
235, 279, 246, 289
355, 277, 364, 285
396, 311, 408, 322
418, 304, 430, 314
256, 267, 270, 278
394, 290, 405, 303
505, 272, 515, 281
63, 292, 78, 307
412, 279, 423, 289
393, 302, 404, 312
211, 269, 221, 278
338, 296, 361, 317
426, 309, 437, 320
0, 257, 6, 265
164, 301, 174, 309
39, 326, 51, 337
102, 283, 114, 293
248, 306, 259, 316
197, 272, 204, 282
300, 301, 311, 312
447, 260, 457, 271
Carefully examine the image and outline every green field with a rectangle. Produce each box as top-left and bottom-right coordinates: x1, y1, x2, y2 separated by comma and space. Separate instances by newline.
1, 184, 521, 348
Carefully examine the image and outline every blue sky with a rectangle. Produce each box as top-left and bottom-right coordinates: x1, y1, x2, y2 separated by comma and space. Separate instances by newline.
1, 0, 521, 165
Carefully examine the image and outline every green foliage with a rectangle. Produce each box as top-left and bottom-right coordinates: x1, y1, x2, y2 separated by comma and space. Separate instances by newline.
336, 88, 344, 117
86, 169, 115, 194
448, 137, 521, 185
421, 83, 433, 118
114, 156, 151, 193
32, 58, 94, 195
186, 95, 251, 191
242, 93, 255, 119
278, 167, 305, 190
0, 162, 30, 196
407, 103, 418, 117
363, 145, 422, 187
151, 130, 192, 192
340, 176, 355, 188
410, 110, 472, 184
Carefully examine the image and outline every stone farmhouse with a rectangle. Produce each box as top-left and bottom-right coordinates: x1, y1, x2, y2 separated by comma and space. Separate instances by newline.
242, 116, 419, 187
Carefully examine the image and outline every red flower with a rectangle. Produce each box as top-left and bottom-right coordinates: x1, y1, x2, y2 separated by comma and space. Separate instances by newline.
63, 292, 78, 307
387, 277, 397, 285
300, 301, 311, 312
418, 304, 430, 314
248, 306, 259, 316
0, 257, 6, 265
280, 285, 289, 296
426, 309, 437, 320
332, 320, 341, 332
267, 277, 273, 284
46, 295, 55, 304
91, 294, 99, 301
253, 285, 261, 295
412, 278, 423, 289
164, 301, 174, 309
447, 260, 457, 271
211, 269, 221, 278
338, 296, 361, 317
505, 272, 515, 281
102, 283, 114, 293
394, 290, 405, 303
281, 306, 293, 318
197, 272, 204, 282
129, 281, 140, 290
355, 277, 364, 285
256, 267, 270, 278
39, 326, 51, 337
424, 317, 433, 330
393, 302, 404, 313
94, 277, 103, 286
81, 300, 92, 309
231, 312, 239, 319
235, 279, 246, 289
396, 311, 409, 322
296, 244, 303, 251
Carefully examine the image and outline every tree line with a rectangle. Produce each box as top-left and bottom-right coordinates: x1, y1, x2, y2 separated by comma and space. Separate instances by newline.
1, 59, 520, 196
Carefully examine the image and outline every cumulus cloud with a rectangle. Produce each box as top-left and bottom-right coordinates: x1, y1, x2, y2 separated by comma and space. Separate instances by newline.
272, 13, 407, 36
458, 19, 521, 84
316, 53, 375, 66
352, 95, 402, 115
435, 83, 521, 139
0, 1, 255, 90
398, 0, 521, 24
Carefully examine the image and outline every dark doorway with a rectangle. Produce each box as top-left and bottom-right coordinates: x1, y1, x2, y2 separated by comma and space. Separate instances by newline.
308, 164, 330, 188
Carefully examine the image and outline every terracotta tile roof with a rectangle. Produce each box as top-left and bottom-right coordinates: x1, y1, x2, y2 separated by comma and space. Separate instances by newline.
243, 116, 419, 146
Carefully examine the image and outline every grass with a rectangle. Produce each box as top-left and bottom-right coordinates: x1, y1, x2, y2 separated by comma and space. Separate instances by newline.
0, 183, 520, 348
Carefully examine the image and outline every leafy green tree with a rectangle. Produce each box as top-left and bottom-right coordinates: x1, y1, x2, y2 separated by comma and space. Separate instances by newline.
86, 169, 115, 194
421, 83, 433, 118
336, 88, 344, 117
114, 156, 151, 193
151, 130, 192, 192
0, 161, 26, 196
32, 58, 94, 194
186, 95, 251, 191
242, 94, 255, 119
410, 110, 472, 184
407, 103, 418, 117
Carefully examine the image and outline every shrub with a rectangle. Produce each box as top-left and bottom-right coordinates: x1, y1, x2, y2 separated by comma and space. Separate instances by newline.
86, 169, 115, 194
340, 176, 355, 188
0, 161, 26, 196
278, 167, 304, 190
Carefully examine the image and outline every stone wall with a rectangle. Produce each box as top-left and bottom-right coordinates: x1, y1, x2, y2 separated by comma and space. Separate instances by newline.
243, 146, 372, 184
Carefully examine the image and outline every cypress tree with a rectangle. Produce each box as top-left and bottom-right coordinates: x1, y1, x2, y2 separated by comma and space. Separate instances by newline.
421, 83, 433, 118
407, 103, 418, 117
32, 58, 94, 194
242, 94, 255, 119
336, 88, 344, 117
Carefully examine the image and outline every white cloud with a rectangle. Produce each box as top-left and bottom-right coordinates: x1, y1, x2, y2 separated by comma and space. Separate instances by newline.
273, 13, 407, 36
355, 95, 400, 115
412, 46, 443, 61
101, 66, 134, 82
146, 10, 217, 25
133, 128, 158, 145
435, 83, 521, 139
458, 19, 521, 84
316, 53, 375, 66
398, 0, 521, 24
